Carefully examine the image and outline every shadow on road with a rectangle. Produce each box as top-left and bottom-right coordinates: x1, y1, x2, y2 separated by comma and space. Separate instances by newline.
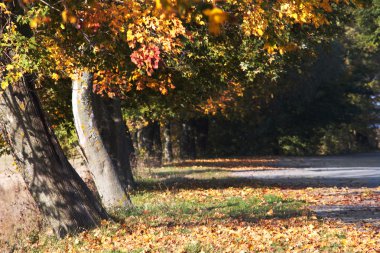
311, 205, 380, 228
154, 153, 380, 189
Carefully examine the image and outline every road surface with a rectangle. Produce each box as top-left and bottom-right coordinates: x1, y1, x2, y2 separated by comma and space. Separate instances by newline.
232, 152, 380, 187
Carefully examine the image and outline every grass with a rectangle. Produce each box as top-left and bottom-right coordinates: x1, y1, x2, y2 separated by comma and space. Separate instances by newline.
114, 191, 308, 227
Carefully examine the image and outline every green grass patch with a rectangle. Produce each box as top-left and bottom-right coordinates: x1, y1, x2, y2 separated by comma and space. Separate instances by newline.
115, 191, 308, 227
183, 241, 215, 253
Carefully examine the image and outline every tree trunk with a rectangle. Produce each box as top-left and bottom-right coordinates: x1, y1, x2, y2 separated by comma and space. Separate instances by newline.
0, 75, 106, 237
72, 72, 132, 211
125, 124, 136, 164
136, 122, 162, 167
137, 123, 154, 157
102, 99, 135, 189
162, 121, 174, 163
152, 121, 163, 165
194, 118, 209, 158
180, 120, 197, 159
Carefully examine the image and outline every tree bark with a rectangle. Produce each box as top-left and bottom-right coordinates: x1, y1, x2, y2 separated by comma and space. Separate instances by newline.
102, 99, 135, 189
0, 75, 106, 238
72, 72, 132, 211
162, 121, 174, 163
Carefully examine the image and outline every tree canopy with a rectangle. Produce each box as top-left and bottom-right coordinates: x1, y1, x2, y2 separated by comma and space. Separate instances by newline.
1, 0, 355, 95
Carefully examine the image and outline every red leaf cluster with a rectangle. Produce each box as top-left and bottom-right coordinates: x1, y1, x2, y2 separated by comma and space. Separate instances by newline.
130, 44, 161, 76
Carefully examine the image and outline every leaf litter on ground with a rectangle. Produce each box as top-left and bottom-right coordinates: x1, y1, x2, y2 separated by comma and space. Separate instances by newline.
18, 158, 380, 252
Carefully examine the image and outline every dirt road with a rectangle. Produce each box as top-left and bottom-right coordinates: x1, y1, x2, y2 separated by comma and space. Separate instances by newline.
232, 152, 380, 227
232, 152, 380, 187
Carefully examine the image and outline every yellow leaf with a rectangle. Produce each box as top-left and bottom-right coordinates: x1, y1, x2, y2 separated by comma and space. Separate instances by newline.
155, 0, 162, 10
1, 79, 10, 90
51, 73, 60, 80
30, 18, 39, 29
256, 28, 264, 36
127, 30, 134, 41
61, 10, 68, 22
203, 7, 227, 35
6, 64, 14, 71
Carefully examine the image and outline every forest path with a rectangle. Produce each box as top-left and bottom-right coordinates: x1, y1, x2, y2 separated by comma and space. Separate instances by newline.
232, 152, 380, 228
232, 152, 380, 187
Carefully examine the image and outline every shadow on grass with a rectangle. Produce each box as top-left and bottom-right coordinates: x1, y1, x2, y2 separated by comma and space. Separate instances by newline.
151, 168, 227, 178
151, 167, 291, 179
135, 176, 375, 192
135, 177, 259, 191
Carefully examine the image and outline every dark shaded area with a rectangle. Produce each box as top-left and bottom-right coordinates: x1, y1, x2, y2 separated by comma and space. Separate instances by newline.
180, 120, 197, 160
135, 121, 163, 167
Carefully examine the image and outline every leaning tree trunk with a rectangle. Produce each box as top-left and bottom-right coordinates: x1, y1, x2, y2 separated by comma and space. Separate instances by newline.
72, 72, 132, 211
162, 121, 174, 163
0, 75, 106, 237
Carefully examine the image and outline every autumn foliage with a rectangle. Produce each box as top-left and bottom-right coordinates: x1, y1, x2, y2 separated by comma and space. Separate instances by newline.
1, 0, 354, 99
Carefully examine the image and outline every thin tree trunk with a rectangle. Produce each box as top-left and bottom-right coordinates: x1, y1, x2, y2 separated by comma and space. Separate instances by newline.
0, 75, 106, 238
194, 118, 209, 158
152, 121, 163, 166
129, 129, 138, 168
162, 121, 173, 163
137, 123, 154, 167
125, 124, 136, 163
72, 72, 132, 211
180, 120, 196, 159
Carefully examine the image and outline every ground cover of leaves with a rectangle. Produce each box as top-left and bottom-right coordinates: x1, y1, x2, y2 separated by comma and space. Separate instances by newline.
17, 158, 380, 252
